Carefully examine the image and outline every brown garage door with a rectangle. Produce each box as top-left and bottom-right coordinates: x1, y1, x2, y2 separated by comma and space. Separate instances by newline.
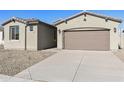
64, 30, 110, 51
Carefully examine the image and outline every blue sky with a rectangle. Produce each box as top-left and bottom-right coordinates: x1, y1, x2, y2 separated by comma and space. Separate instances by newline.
0, 10, 124, 29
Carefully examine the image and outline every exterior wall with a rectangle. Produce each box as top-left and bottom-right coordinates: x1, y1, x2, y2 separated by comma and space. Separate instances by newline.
120, 32, 124, 49
0, 31, 4, 45
38, 23, 57, 50
3, 20, 57, 50
26, 25, 38, 50
56, 14, 120, 50
4, 21, 26, 50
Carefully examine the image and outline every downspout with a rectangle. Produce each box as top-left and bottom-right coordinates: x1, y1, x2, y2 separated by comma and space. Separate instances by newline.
25, 25, 27, 50
118, 23, 122, 49
120, 28, 122, 49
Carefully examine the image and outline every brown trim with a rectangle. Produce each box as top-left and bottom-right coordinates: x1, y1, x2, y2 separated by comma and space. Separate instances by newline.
63, 27, 110, 32
25, 26, 27, 50
62, 31, 65, 49
64, 30, 110, 32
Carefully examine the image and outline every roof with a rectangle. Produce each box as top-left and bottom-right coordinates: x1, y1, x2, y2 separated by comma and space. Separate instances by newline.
54, 11, 122, 25
0, 26, 3, 32
2, 17, 56, 28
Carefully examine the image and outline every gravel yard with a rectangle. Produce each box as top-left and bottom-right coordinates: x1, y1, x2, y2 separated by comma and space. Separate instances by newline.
0, 47, 56, 76
113, 49, 124, 62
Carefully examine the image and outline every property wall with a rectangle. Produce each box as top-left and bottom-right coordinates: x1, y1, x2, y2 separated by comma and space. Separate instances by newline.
38, 23, 57, 50
26, 25, 38, 50
56, 14, 120, 50
4, 21, 26, 50
0, 31, 4, 45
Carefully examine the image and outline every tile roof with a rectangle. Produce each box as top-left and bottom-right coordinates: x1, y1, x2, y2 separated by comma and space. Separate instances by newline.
2, 17, 56, 28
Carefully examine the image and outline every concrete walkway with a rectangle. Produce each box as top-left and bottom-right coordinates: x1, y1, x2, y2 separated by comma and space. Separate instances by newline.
15, 50, 124, 82
0, 74, 34, 82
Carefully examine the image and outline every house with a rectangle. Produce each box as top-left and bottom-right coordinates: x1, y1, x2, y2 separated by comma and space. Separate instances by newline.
0, 26, 4, 45
2, 17, 57, 50
54, 11, 122, 51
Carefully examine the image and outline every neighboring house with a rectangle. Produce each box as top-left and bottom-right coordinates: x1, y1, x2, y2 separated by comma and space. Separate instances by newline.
0, 26, 4, 45
54, 11, 122, 51
2, 17, 57, 50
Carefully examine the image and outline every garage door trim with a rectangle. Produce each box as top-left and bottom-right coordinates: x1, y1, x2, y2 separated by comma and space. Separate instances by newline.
63, 27, 110, 51
64, 27, 110, 32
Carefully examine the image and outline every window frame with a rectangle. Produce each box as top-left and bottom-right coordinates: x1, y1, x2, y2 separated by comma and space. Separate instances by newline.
9, 25, 19, 40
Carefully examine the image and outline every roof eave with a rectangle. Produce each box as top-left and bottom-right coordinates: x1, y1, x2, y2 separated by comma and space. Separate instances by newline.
38, 21, 57, 28
2, 19, 12, 26
85, 12, 122, 23
54, 11, 122, 26
2, 19, 27, 26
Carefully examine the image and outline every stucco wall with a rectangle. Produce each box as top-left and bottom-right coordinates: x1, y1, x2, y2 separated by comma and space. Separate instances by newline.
120, 33, 124, 49
38, 23, 57, 50
0, 31, 4, 45
4, 21, 26, 50
3, 20, 57, 50
26, 25, 38, 50
56, 14, 120, 50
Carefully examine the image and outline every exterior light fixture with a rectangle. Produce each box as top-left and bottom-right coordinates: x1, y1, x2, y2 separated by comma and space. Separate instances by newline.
83, 13, 87, 21
83, 18, 86, 21
84, 13, 87, 17
58, 29, 61, 34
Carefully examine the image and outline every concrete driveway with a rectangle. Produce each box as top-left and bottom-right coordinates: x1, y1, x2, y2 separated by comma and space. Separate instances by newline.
15, 50, 124, 82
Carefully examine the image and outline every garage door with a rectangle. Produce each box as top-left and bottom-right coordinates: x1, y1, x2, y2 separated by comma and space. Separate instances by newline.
64, 30, 110, 51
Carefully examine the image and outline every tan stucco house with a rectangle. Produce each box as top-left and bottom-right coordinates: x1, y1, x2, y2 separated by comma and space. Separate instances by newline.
0, 26, 4, 45
2, 17, 57, 50
54, 11, 122, 51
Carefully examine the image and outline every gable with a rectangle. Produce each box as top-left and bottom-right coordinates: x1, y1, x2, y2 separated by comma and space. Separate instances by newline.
2, 18, 27, 26
3, 20, 26, 27
54, 12, 122, 26
56, 14, 121, 31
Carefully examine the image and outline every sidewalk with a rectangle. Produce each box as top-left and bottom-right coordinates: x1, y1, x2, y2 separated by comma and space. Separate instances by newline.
0, 74, 34, 82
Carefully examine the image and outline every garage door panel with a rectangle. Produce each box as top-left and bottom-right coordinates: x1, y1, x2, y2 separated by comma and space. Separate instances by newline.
64, 31, 110, 51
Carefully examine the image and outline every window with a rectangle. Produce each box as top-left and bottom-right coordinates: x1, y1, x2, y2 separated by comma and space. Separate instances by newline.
30, 26, 33, 31
9, 26, 19, 40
